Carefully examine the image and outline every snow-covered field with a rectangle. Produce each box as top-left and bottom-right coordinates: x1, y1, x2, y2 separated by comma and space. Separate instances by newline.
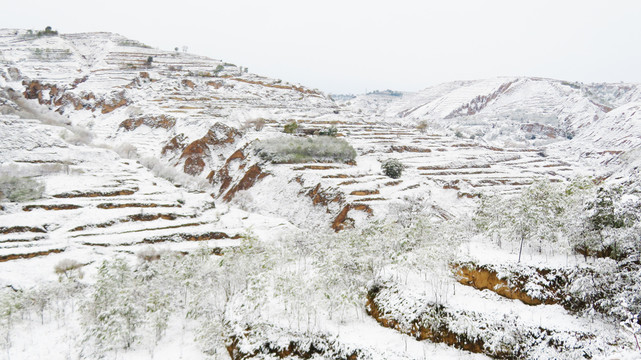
1, 28, 640, 359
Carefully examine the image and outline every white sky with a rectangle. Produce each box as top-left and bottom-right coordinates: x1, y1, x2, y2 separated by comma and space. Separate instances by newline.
2, 0, 641, 94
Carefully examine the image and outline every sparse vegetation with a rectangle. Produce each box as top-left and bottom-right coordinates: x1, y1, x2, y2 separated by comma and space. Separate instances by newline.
117, 39, 151, 48
318, 125, 338, 137
416, 120, 428, 133
0, 175, 45, 202
366, 89, 403, 97
54, 259, 84, 280
283, 121, 299, 134
241, 118, 266, 131
255, 136, 357, 164
381, 158, 404, 179
36, 26, 58, 37
30, 48, 72, 61
138, 157, 209, 191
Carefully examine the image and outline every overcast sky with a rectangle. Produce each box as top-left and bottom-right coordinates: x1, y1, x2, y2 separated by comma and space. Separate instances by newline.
3, 0, 641, 94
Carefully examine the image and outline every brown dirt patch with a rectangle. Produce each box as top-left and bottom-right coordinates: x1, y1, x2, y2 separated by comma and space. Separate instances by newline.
143, 231, 240, 243
23, 204, 81, 211
119, 115, 176, 131
305, 183, 344, 207
292, 165, 340, 170
454, 264, 556, 306
350, 190, 380, 196
70, 213, 184, 232
388, 145, 431, 153
53, 189, 137, 198
180, 123, 241, 175
223, 164, 270, 202
332, 203, 373, 232
0, 248, 64, 262
0, 226, 47, 234
96, 203, 181, 209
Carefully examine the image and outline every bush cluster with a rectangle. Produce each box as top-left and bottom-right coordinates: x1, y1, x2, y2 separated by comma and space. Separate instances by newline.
255, 136, 356, 164
318, 126, 338, 137
36, 26, 58, 37
381, 159, 404, 179
0, 175, 45, 202
283, 121, 298, 134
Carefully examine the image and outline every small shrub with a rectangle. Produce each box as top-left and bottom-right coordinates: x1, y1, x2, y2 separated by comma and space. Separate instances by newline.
253, 118, 266, 131
115, 143, 139, 159
255, 136, 356, 164
455, 130, 464, 138
319, 126, 338, 137
382, 159, 404, 179
0, 175, 45, 202
136, 247, 162, 262
283, 121, 299, 134
416, 120, 428, 133
54, 258, 84, 280
242, 118, 266, 131
36, 26, 58, 37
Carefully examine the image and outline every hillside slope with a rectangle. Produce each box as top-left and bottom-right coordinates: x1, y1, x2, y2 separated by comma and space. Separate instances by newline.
1, 29, 641, 360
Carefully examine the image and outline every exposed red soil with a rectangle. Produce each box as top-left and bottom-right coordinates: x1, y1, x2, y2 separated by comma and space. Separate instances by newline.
181, 79, 195, 88
332, 204, 373, 232
388, 145, 431, 153
53, 189, 137, 198
384, 180, 403, 186
180, 123, 241, 175
223, 164, 270, 202
442, 183, 461, 191
0, 226, 47, 234
22, 79, 120, 113
119, 115, 176, 131
350, 190, 380, 196
23, 204, 81, 211
453, 263, 559, 306
161, 134, 187, 155
206, 80, 223, 89
226, 336, 358, 360
418, 164, 491, 171
420, 170, 497, 176
70, 213, 183, 232
322, 174, 367, 179
305, 183, 344, 207
520, 123, 562, 138
366, 288, 485, 354
143, 231, 240, 243
292, 165, 340, 170
0, 236, 46, 244
0, 248, 64, 262
96, 203, 181, 209
211, 147, 248, 193
99, 92, 129, 113
338, 180, 359, 186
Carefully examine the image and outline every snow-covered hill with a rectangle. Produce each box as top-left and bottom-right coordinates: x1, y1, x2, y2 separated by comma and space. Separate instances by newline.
1, 29, 641, 360
339, 77, 641, 155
